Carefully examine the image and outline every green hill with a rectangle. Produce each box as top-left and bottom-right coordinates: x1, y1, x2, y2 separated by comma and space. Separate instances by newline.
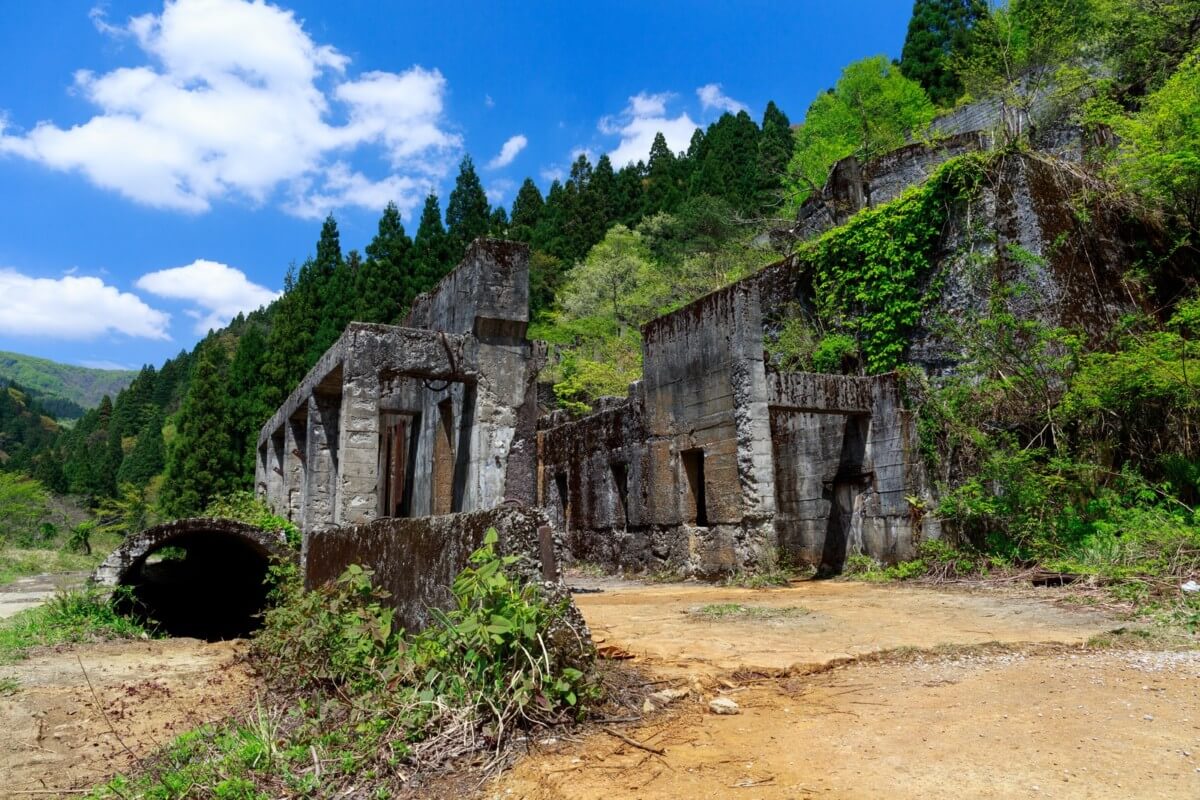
0, 351, 137, 410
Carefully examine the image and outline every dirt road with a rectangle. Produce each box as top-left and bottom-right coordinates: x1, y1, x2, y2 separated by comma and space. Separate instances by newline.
0, 572, 87, 620
493, 579, 1200, 799
0, 638, 257, 797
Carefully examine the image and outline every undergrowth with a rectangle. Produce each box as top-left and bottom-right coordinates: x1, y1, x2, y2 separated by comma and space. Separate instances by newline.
0, 587, 151, 664
91, 529, 597, 798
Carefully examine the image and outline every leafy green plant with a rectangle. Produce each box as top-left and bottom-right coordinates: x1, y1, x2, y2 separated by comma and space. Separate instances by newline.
203, 491, 300, 549
801, 153, 989, 373
0, 587, 150, 664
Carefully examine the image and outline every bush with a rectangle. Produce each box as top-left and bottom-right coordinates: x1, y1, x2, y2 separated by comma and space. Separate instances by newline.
203, 491, 300, 549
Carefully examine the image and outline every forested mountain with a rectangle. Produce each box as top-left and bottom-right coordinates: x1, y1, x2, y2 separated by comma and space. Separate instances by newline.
3, 0, 1198, 566
0, 351, 136, 412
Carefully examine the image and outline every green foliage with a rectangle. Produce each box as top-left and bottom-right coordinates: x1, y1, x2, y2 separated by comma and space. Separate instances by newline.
203, 491, 299, 549
160, 342, 238, 517
786, 55, 936, 207
94, 483, 156, 539
1092, 45, 1200, 232
900, 0, 989, 107
0, 471, 50, 548
446, 156, 491, 261
802, 153, 988, 372
811, 333, 861, 374
0, 587, 149, 664
955, 0, 1102, 135
0, 350, 136, 409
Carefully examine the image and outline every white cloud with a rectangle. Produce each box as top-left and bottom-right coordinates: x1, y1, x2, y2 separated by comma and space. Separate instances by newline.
136, 258, 278, 333
0, 0, 458, 217
0, 268, 170, 340
697, 83, 748, 114
602, 92, 698, 167
487, 134, 527, 169
485, 178, 514, 203
286, 162, 424, 220
484, 94, 494, 108
539, 166, 565, 183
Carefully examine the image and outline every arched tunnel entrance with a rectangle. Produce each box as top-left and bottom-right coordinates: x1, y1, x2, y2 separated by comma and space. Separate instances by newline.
92, 519, 292, 641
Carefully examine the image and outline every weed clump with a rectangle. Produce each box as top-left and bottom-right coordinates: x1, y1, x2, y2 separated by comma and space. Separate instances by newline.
92, 528, 597, 798
0, 587, 150, 664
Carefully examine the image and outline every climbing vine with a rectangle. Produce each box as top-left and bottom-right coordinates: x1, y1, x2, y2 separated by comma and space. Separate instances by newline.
801, 152, 990, 373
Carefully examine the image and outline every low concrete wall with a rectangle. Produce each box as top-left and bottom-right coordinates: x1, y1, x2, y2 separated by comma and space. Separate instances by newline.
304, 505, 561, 632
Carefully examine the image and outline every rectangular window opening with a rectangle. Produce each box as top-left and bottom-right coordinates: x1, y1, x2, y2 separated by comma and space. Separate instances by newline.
380, 412, 418, 518
681, 448, 708, 527
610, 462, 630, 529
554, 471, 570, 527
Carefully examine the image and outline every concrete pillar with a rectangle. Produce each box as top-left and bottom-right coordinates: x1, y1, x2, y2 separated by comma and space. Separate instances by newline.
265, 429, 286, 515
304, 392, 341, 533
336, 359, 381, 526
284, 414, 306, 527
728, 284, 777, 519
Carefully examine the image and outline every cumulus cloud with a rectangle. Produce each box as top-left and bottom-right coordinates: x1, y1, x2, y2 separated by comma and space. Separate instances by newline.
696, 83, 748, 114
0, 0, 459, 217
601, 91, 698, 167
487, 135, 528, 169
0, 268, 170, 340
136, 258, 278, 333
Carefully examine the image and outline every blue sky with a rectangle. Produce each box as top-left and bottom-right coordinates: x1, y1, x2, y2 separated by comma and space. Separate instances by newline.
0, 0, 910, 371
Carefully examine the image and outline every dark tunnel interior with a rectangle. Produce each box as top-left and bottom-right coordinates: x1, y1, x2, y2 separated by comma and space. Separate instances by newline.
115, 531, 274, 641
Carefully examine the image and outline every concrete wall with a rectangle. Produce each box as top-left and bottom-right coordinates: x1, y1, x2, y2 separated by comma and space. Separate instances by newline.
304, 505, 561, 632
256, 240, 540, 570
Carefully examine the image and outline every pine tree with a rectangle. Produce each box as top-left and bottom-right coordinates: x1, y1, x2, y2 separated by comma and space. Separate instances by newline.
117, 409, 165, 486
309, 215, 349, 362
643, 132, 682, 215
263, 263, 314, 410
510, 178, 545, 240
900, 0, 987, 107
228, 323, 272, 483
358, 202, 413, 321
445, 156, 491, 262
412, 193, 452, 291
756, 101, 795, 213
691, 111, 761, 213
160, 343, 237, 516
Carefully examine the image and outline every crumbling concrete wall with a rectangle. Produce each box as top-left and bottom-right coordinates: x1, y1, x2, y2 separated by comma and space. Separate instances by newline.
304, 505, 562, 632
256, 240, 540, 569
537, 276, 928, 576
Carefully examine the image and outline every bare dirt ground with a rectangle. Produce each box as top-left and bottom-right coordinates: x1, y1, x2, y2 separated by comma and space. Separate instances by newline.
490, 579, 1200, 800
0, 638, 258, 797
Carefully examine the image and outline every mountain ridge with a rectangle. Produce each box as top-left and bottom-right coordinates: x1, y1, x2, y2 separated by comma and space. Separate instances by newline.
0, 350, 138, 410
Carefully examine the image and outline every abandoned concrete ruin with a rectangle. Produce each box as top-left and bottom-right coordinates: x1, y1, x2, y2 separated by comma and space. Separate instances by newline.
254, 239, 932, 580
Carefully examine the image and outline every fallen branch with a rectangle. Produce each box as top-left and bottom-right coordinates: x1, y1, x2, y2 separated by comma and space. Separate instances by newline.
602, 726, 665, 756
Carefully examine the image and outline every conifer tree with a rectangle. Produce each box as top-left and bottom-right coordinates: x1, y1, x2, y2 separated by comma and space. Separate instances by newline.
900, 0, 987, 107
510, 178, 545, 240
228, 322, 272, 482
756, 101, 795, 213
691, 111, 761, 213
643, 132, 682, 215
358, 202, 413, 321
412, 193, 452, 290
117, 409, 165, 486
446, 156, 491, 261
160, 343, 236, 516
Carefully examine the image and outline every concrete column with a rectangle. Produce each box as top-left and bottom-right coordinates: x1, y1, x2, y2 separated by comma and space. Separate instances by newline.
264, 429, 286, 515
304, 392, 341, 533
729, 284, 777, 519
284, 415, 306, 527
336, 359, 381, 526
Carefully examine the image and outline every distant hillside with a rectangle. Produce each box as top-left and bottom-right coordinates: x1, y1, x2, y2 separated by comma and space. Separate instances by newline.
0, 351, 137, 410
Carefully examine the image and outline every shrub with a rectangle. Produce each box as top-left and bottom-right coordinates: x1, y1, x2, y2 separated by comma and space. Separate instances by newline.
203, 491, 300, 549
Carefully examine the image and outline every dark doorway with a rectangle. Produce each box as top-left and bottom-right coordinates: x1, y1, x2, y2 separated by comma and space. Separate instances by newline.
380, 412, 418, 517
115, 533, 273, 641
817, 415, 871, 577
681, 448, 708, 527
554, 471, 571, 529
610, 462, 630, 528
432, 399, 455, 515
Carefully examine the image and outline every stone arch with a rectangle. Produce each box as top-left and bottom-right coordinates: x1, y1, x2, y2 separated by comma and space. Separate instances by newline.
93, 518, 293, 640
